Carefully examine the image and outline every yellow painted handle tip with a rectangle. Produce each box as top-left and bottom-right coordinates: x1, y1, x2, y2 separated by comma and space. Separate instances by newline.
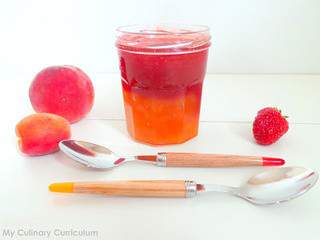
49, 182, 74, 193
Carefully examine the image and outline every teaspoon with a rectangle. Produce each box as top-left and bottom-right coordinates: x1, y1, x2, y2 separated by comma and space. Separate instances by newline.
49, 166, 318, 205
59, 140, 285, 169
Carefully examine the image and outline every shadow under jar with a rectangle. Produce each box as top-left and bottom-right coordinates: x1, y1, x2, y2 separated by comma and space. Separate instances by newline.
116, 24, 211, 145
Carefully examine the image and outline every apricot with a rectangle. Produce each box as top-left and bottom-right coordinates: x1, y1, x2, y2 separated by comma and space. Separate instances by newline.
16, 113, 71, 156
29, 65, 94, 123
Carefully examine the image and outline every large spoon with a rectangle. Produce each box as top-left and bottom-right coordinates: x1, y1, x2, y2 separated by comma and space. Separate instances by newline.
49, 166, 318, 205
59, 140, 285, 169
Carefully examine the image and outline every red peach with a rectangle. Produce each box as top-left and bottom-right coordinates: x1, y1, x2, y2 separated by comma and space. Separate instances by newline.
16, 113, 71, 156
29, 65, 94, 123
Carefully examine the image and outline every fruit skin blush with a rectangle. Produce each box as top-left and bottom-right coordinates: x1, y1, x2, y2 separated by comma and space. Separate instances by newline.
116, 24, 211, 145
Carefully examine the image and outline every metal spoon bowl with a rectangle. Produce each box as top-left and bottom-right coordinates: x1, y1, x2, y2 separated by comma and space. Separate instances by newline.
201, 166, 318, 205
59, 140, 128, 169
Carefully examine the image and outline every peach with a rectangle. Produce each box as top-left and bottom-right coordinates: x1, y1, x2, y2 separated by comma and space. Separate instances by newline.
16, 113, 71, 156
29, 65, 94, 123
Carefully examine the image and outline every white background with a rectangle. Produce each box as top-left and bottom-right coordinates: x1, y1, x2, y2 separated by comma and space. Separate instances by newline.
1, 0, 320, 76
2, 74, 320, 240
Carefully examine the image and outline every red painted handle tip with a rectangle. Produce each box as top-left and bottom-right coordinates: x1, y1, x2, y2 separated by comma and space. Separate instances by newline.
262, 157, 285, 166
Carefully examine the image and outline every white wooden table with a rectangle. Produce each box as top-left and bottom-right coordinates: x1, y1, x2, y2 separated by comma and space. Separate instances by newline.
1, 74, 320, 240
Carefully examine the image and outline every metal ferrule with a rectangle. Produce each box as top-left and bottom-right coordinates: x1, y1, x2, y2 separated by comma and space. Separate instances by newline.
185, 180, 197, 198
156, 153, 166, 167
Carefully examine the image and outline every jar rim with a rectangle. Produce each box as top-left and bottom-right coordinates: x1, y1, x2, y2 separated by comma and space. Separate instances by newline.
116, 24, 210, 36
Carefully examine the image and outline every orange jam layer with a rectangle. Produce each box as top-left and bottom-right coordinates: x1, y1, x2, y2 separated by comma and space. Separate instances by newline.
122, 88, 201, 145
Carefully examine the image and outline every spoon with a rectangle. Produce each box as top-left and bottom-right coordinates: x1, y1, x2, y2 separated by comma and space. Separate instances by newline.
49, 166, 318, 205
59, 140, 285, 169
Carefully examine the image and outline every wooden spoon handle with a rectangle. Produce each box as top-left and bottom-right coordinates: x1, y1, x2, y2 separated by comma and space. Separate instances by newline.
74, 180, 196, 198
159, 152, 264, 167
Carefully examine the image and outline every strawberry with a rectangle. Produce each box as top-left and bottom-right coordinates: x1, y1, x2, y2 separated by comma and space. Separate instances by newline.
253, 107, 289, 145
